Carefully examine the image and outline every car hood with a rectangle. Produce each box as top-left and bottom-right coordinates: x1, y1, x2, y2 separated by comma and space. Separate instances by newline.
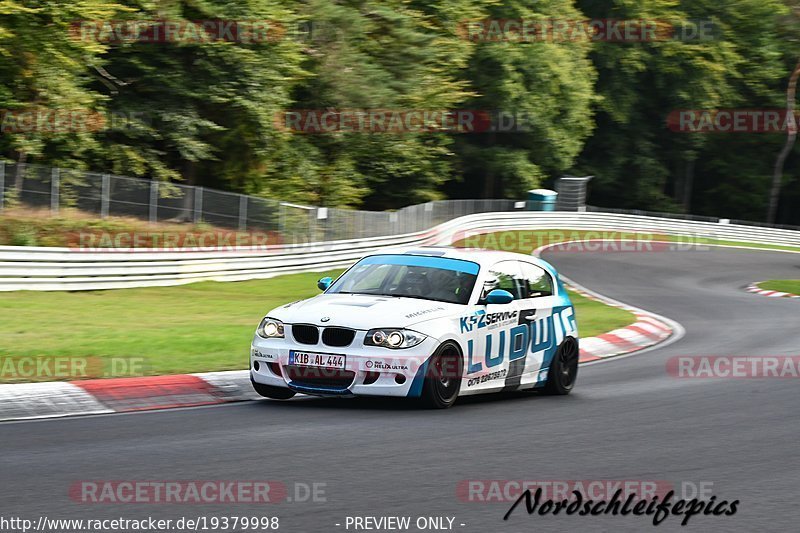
269, 293, 462, 330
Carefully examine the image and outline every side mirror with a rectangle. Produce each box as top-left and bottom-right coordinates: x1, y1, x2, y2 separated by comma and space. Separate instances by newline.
485, 289, 514, 304
317, 276, 333, 291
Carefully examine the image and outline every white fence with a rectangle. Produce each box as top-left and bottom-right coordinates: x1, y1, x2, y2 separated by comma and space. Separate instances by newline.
1, 211, 798, 291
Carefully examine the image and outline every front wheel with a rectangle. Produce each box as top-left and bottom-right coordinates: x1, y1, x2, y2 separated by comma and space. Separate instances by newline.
252, 380, 296, 400
543, 338, 579, 395
420, 342, 463, 409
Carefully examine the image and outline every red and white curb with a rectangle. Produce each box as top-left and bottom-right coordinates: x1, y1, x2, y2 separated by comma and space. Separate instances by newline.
568, 281, 676, 363
0, 371, 257, 422
745, 282, 800, 299
532, 240, 683, 364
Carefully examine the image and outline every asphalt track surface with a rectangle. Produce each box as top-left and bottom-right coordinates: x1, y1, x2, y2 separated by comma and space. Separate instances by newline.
2, 247, 799, 532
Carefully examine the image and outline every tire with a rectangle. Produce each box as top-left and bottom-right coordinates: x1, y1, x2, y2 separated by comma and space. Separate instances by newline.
420, 342, 463, 409
251, 380, 296, 400
543, 337, 579, 395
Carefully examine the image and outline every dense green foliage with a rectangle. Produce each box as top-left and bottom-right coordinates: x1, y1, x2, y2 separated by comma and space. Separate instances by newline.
1, 0, 798, 224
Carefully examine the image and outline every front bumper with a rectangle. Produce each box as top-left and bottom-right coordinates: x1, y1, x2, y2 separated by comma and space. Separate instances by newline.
250, 328, 439, 397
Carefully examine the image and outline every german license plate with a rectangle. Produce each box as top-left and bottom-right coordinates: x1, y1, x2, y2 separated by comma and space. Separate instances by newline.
289, 350, 346, 369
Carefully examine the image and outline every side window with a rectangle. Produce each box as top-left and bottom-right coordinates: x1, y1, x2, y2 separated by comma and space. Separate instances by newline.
482, 261, 524, 300
519, 262, 554, 298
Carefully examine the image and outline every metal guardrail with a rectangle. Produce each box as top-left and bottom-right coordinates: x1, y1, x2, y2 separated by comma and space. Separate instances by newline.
0, 211, 798, 291
586, 205, 800, 231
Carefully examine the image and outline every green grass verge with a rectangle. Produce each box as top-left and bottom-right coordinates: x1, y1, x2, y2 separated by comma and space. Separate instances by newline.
565, 289, 634, 338
0, 270, 341, 383
689, 238, 800, 253
757, 280, 800, 294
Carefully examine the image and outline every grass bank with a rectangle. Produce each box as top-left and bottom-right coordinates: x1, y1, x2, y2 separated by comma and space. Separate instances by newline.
757, 280, 800, 294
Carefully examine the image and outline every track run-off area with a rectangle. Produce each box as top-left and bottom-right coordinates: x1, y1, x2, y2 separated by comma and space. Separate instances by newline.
1, 246, 799, 532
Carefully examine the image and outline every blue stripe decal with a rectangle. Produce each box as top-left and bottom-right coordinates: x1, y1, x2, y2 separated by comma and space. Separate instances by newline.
406, 360, 430, 398
360, 255, 480, 275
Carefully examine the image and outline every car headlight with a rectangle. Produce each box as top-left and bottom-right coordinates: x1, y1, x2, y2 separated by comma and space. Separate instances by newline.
364, 328, 426, 349
256, 317, 284, 339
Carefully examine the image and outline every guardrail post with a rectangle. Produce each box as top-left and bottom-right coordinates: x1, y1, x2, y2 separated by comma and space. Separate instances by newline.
149, 180, 158, 223
424, 202, 433, 231
279, 202, 285, 240
51, 168, 60, 214
193, 186, 203, 224
238, 194, 247, 231
0, 161, 4, 212
316, 207, 328, 242
100, 174, 110, 218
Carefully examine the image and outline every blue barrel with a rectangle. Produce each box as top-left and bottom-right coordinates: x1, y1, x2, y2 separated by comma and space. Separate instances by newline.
527, 189, 558, 211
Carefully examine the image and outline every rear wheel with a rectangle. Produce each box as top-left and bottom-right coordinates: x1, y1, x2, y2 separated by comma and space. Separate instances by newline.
420, 342, 463, 409
543, 338, 579, 395
252, 380, 296, 400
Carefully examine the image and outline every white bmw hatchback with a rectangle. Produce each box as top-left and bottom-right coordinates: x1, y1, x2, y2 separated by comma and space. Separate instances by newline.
250, 247, 579, 408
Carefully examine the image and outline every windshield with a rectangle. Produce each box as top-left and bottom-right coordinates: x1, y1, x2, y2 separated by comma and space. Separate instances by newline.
327, 254, 479, 305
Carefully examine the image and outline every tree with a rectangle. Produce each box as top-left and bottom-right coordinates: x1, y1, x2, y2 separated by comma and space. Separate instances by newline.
83, 0, 305, 195
0, 0, 122, 171
575, 0, 791, 216
272, 0, 484, 209
449, 0, 597, 200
